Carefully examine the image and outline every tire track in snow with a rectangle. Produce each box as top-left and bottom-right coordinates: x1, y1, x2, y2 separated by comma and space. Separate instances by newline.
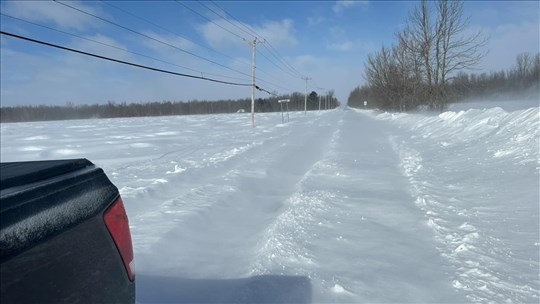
127, 129, 294, 254
133, 113, 339, 276
248, 110, 463, 303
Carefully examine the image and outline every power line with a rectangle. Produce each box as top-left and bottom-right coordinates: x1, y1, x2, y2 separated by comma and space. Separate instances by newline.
95, 1, 294, 91
183, 0, 295, 96
198, 1, 255, 39
86, 0, 292, 92
255, 77, 294, 93
53, 0, 253, 79
0, 13, 251, 83
255, 85, 279, 97
0, 31, 253, 87
264, 42, 304, 77
193, 1, 301, 88
99, 0, 251, 69
1, 30, 284, 98
101, 1, 291, 90
208, 0, 305, 78
250, 64, 294, 89
258, 46, 305, 79
261, 44, 304, 78
209, 1, 259, 38
173, 1, 298, 92
56, 1, 293, 96
174, 1, 244, 40
312, 79, 323, 90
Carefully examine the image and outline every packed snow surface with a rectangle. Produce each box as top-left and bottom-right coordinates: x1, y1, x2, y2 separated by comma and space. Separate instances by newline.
1, 100, 538, 303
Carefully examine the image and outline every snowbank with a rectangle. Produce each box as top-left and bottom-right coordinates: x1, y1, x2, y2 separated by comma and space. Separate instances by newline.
366, 103, 539, 303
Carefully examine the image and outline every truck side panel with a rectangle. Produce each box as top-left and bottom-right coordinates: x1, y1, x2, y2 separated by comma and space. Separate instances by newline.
1, 215, 135, 303
0, 159, 135, 303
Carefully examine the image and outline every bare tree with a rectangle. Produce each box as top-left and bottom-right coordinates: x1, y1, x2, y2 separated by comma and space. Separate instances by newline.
398, 0, 435, 108
399, 0, 487, 110
515, 53, 532, 79
532, 53, 540, 85
352, 51, 539, 110
365, 46, 396, 109
364, 42, 421, 111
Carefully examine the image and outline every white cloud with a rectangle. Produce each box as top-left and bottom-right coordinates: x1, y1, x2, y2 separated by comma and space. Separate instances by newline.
0, 27, 256, 106
325, 26, 365, 52
198, 19, 297, 50
2, 1, 107, 31
68, 34, 133, 61
0, 41, 362, 107
307, 16, 326, 27
326, 40, 378, 53
283, 53, 365, 103
328, 41, 355, 51
290, 55, 320, 71
139, 31, 197, 55
332, 1, 369, 14
229, 56, 252, 72
328, 26, 348, 43
479, 21, 540, 71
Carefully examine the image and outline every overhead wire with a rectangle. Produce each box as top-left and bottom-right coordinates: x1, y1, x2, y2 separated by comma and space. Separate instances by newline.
264, 43, 305, 77
257, 46, 306, 79
48, 1, 296, 96
175, 1, 295, 93
197, 1, 255, 39
99, 0, 296, 92
255, 85, 279, 97
0, 13, 251, 83
200, 0, 301, 80
57, 0, 294, 95
312, 79, 323, 91
209, 1, 259, 37
174, 0, 244, 40
99, 0, 251, 69
53, 0, 254, 79
261, 43, 304, 78
0, 31, 253, 86
190, 1, 299, 91
208, 0, 305, 78
254, 79, 290, 92
1, 31, 287, 97
101, 0, 294, 89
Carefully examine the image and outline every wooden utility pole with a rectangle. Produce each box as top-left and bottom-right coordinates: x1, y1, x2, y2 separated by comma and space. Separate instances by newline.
245, 37, 264, 127
302, 76, 311, 115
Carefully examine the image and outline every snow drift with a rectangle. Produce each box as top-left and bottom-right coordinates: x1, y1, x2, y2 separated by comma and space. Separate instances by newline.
1, 101, 538, 303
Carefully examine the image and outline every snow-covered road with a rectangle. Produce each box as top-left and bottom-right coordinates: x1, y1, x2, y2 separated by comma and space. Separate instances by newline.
1, 102, 538, 303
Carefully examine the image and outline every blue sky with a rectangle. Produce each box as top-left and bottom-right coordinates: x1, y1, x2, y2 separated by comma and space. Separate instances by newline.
1, 0, 539, 106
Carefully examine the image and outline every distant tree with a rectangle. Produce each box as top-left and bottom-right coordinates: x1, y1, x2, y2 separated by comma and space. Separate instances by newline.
309, 91, 318, 102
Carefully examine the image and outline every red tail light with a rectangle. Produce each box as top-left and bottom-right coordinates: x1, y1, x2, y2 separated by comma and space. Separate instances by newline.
104, 196, 135, 281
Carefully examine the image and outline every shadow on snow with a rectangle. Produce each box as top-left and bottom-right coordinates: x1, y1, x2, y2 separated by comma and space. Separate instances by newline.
137, 274, 312, 303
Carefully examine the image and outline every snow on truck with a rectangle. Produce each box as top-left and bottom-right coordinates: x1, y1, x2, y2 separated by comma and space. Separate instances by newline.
0, 159, 135, 303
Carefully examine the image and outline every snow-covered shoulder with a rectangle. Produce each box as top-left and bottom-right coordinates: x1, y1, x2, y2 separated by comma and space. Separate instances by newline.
358, 101, 539, 303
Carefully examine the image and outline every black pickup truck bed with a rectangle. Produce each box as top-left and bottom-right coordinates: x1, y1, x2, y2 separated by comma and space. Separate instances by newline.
0, 159, 135, 303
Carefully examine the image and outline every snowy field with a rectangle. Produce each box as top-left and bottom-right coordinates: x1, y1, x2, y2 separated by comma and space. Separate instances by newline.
1, 100, 538, 303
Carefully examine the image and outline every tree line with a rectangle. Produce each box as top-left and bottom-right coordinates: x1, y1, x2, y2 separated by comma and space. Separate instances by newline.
1, 91, 339, 123
348, 0, 539, 111
447, 53, 540, 102
349, 51, 540, 110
